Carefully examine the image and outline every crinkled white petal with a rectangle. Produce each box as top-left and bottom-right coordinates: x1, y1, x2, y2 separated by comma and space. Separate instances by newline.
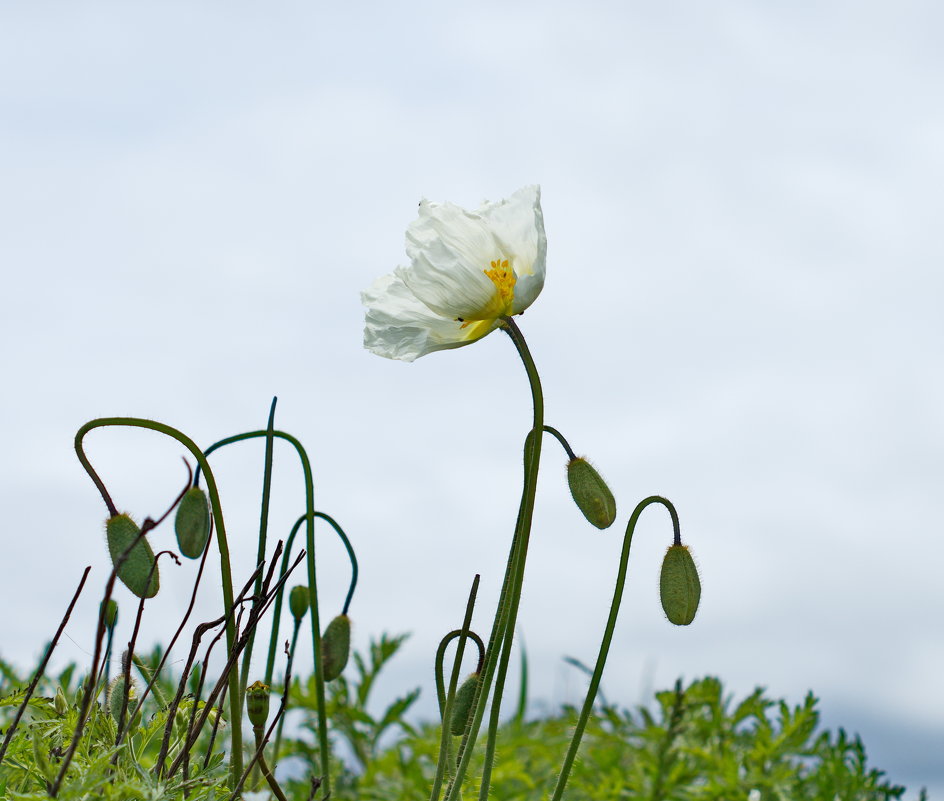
478, 185, 546, 313
361, 272, 500, 362
401, 185, 546, 320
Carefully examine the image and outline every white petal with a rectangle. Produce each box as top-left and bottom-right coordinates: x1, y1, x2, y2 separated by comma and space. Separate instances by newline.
477, 185, 547, 313
402, 199, 502, 320
361, 271, 500, 362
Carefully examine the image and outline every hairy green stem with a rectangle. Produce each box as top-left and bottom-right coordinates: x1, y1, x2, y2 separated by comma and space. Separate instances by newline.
445, 316, 545, 801
550, 495, 681, 800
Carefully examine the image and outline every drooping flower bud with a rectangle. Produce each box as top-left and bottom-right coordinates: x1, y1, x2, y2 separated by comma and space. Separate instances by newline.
106, 514, 159, 599
54, 686, 68, 717
289, 585, 310, 621
321, 614, 351, 682
174, 487, 210, 559
567, 458, 617, 530
245, 680, 270, 727
659, 545, 701, 625
450, 672, 480, 736
101, 599, 118, 630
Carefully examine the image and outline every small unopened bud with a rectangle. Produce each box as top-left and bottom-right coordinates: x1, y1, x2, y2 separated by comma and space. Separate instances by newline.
567, 458, 617, 529
105, 514, 159, 599
450, 673, 479, 736
101, 599, 118, 630
289, 585, 310, 621
659, 545, 701, 626
174, 487, 210, 559
321, 614, 351, 682
245, 680, 270, 727
108, 675, 137, 725
54, 686, 68, 717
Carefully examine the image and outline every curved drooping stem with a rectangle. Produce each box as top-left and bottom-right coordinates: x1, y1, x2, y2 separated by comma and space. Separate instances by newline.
194, 428, 332, 796
550, 495, 681, 801
74, 418, 244, 787
445, 316, 544, 801
429, 576, 481, 801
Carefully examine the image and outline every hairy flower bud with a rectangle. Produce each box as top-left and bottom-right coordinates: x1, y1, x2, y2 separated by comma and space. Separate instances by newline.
450, 673, 480, 736
289, 585, 310, 621
108, 675, 137, 726
174, 487, 210, 559
106, 514, 159, 599
567, 458, 617, 529
321, 614, 351, 682
659, 545, 701, 626
54, 686, 68, 717
245, 680, 270, 727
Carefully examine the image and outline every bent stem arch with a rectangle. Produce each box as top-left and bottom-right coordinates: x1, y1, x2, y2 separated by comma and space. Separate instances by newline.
550, 495, 681, 801
75, 417, 245, 787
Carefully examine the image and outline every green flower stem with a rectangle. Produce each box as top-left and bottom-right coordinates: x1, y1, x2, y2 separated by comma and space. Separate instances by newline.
445, 316, 545, 801
240, 398, 279, 701
429, 576, 482, 801
542, 425, 577, 461
265, 510, 358, 683
251, 726, 290, 801
195, 428, 332, 797
550, 495, 681, 801
74, 418, 244, 787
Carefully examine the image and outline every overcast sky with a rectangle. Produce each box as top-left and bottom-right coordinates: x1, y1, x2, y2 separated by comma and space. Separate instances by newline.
2, 1, 942, 796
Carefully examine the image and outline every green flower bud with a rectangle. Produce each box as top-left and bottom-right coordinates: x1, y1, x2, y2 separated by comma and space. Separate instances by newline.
174, 487, 211, 559
321, 614, 351, 682
108, 675, 137, 726
567, 458, 617, 529
659, 545, 701, 626
289, 585, 310, 621
54, 686, 68, 717
450, 673, 480, 737
106, 514, 159, 599
245, 680, 270, 727
101, 599, 118, 630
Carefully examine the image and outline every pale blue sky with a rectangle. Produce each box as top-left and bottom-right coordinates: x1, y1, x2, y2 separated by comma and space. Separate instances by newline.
2, 2, 942, 795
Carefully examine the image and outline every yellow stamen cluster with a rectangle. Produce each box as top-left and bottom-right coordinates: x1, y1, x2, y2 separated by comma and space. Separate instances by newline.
484, 259, 516, 310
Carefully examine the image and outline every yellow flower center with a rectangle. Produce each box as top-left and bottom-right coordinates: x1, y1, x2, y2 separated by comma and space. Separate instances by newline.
484, 259, 516, 311
455, 259, 517, 337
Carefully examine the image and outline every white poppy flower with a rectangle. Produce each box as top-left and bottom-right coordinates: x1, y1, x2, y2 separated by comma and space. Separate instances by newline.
362, 185, 546, 361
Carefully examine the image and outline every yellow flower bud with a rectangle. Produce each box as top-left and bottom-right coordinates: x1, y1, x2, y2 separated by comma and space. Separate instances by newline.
659, 545, 701, 626
567, 458, 617, 529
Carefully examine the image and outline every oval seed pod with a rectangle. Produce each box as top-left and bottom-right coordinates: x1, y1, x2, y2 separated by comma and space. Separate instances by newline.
321, 614, 351, 682
659, 545, 701, 625
450, 672, 480, 737
106, 514, 159, 599
289, 585, 310, 621
174, 487, 210, 559
567, 458, 617, 530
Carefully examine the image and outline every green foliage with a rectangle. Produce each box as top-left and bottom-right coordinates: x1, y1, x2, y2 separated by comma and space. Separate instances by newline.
0, 642, 918, 801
